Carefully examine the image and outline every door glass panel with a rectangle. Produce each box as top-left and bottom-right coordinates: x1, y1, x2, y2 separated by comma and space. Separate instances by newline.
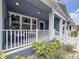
11, 14, 20, 29
32, 19, 36, 30
22, 17, 30, 29
32, 25, 36, 29
22, 24, 30, 29
32, 19, 36, 25
22, 17, 30, 23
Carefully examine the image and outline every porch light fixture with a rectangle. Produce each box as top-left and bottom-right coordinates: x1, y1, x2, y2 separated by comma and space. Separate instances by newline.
37, 12, 40, 14
16, 2, 19, 6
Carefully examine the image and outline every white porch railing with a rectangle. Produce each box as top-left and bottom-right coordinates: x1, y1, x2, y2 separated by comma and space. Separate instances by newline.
59, 34, 77, 48
38, 30, 49, 40
62, 36, 77, 47
2, 30, 49, 51
54, 29, 60, 36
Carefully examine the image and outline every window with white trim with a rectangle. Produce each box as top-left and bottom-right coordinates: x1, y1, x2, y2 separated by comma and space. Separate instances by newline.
9, 12, 37, 30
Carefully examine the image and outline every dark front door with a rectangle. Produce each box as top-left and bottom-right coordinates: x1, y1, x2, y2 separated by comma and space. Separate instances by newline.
39, 22, 44, 30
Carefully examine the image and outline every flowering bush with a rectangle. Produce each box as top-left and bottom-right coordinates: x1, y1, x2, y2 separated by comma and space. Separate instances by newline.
13, 55, 25, 59
0, 51, 7, 59
48, 38, 61, 50
32, 38, 64, 59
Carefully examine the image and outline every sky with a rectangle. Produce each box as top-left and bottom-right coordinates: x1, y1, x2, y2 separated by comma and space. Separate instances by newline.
61, 0, 79, 25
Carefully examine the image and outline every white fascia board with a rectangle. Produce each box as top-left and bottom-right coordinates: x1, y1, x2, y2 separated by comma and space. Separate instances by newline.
54, 10, 67, 21
40, 0, 55, 9
57, 7, 69, 20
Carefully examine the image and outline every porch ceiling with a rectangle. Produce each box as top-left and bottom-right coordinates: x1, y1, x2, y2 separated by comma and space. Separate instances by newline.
6, 0, 52, 20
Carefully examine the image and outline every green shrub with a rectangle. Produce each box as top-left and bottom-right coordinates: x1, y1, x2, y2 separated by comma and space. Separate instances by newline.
52, 50, 64, 59
48, 38, 61, 50
13, 55, 25, 59
32, 41, 49, 57
0, 51, 7, 59
62, 44, 74, 53
68, 31, 78, 37
32, 38, 64, 59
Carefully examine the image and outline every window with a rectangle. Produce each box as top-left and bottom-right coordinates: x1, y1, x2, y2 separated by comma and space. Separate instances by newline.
22, 17, 30, 29
9, 12, 38, 30
10, 14, 20, 29
22, 17, 30, 23
32, 19, 36, 25
11, 15, 19, 21
32, 19, 36, 30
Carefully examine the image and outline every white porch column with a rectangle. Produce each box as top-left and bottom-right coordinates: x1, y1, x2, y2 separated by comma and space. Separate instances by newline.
0, 0, 3, 50
64, 21, 67, 36
68, 25, 70, 33
36, 28, 38, 41
36, 20, 39, 41
49, 11, 54, 40
59, 19, 63, 36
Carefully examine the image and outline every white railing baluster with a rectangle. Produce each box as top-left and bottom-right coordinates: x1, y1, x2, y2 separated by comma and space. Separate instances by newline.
30, 31, 32, 43
33, 31, 34, 41
21, 30, 22, 45
14, 31, 16, 47
26, 31, 27, 44
23, 31, 24, 45
28, 31, 30, 43
6, 30, 8, 49
35, 31, 36, 41
10, 30, 12, 48
32, 31, 33, 42
34, 31, 35, 41
18, 31, 19, 46
24, 31, 26, 45
27, 31, 28, 44
28, 31, 29, 43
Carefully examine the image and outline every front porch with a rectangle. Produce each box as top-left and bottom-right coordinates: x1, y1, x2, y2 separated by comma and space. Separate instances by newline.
1, 0, 72, 52
2, 0, 51, 51
2, 12, 62, 51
